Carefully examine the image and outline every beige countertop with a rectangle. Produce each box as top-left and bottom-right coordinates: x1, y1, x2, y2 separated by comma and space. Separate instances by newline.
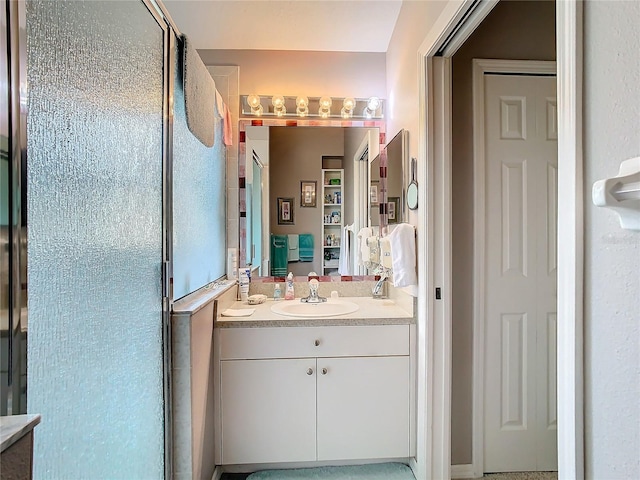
0, 414, 41, 452
216, 296, 414, 328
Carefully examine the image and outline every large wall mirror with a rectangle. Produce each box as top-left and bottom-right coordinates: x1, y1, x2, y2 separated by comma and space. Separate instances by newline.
238, 119, 387, 279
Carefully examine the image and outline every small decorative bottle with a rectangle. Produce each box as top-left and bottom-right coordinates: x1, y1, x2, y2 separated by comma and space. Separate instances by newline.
285, 272, 295, 300
273, 283, 282, 301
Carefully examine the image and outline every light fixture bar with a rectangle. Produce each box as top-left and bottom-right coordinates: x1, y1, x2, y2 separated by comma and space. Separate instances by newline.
241, 95, 384, 119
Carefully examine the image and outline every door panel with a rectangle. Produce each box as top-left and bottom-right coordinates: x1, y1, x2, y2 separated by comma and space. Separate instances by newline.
484, 73, 557, 472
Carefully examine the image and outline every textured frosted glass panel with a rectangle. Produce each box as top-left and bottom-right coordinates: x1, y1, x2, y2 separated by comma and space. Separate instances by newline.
26, 1, 164, 478
173, 48, 226, 300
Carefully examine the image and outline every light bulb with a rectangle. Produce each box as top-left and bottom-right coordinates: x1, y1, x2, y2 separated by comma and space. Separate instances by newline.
271, 95, 286, 116
272, 95, 285, 108
296, 96, 309, 108
247, 94, 261, 109
319, 96, 332, 109
319, 107, 330, 119
367, 96, 381, 111
297, 105, 308, 117
342, 97, 356, 112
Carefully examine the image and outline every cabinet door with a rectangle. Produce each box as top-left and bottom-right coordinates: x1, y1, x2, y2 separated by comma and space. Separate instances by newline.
221, 358, 316, 464
316, 356, 410, 460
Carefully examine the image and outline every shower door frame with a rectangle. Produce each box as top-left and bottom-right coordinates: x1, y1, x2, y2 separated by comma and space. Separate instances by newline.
143, 1, 176, 478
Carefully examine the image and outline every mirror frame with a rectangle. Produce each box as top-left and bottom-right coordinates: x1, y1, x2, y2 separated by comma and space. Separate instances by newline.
237, 118, 386, 274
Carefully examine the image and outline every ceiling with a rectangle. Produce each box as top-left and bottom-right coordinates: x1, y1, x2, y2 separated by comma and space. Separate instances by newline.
161, 0, 403, 52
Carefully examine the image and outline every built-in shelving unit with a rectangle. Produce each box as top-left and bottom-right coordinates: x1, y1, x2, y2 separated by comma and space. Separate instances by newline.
321, 169, 343, 275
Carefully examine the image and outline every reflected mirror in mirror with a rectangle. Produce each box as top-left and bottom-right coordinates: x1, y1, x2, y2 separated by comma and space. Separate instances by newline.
383, 129, 409, 224
241, 122, 389, 279
370, 153, 381, 228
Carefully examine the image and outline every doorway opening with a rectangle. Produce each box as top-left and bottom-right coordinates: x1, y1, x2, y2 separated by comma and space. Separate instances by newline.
416, 1, 583, 479
451, 2, 557, 476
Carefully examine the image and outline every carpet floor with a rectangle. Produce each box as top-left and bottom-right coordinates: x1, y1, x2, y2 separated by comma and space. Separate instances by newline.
483, 472, 558, 480
247, 463, 415, 480
224, 468, 557, 480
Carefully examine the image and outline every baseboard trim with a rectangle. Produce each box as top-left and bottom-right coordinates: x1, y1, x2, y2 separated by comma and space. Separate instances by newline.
451, 463, 477, 479
409, 457, 418, 478
211, 466, 223, 480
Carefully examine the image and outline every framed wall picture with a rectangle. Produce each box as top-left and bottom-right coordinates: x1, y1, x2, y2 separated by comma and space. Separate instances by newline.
277, 197, 294, 225
388, 196, 400, 223
300, 181, 317, 207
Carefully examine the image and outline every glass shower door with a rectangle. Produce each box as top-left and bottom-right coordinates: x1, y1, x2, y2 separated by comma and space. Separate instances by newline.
27, 1, 166, 477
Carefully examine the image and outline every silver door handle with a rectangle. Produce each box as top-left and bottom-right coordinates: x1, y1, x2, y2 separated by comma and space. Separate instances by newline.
321, 368, 328, 375
306, 368, 314, 375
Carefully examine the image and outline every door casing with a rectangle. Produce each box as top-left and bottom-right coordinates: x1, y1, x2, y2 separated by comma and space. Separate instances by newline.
414, 1, 584, 479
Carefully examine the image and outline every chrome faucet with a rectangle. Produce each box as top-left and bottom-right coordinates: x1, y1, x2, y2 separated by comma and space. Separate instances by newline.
372, 271, 388, 299
301, 276, 327, 303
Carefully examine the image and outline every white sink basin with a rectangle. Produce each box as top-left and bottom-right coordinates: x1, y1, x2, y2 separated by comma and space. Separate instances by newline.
270, 300, 359, 318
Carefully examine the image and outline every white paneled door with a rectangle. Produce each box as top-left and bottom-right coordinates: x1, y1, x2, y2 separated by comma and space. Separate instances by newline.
484, 73, 558, 472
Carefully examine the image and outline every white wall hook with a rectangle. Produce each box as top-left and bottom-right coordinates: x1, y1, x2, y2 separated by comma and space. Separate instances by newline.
592, 156, 640, 230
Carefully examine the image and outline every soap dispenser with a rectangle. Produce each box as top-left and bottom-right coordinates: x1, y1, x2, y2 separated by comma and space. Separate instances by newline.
285, 272, 295, 300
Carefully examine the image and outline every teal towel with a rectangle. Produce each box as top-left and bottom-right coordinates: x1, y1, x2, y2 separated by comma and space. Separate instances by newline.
270, 234, 289, 276
299, 234, 314, 262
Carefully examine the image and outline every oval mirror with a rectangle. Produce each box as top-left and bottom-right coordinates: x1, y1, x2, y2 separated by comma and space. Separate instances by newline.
407, 157, 418, 210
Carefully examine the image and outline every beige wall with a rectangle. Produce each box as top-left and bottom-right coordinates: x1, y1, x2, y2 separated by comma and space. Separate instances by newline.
386, 1, 449, 228
198, 49, 386, 99
269, 127, 344, 276
450, 0, 556, 465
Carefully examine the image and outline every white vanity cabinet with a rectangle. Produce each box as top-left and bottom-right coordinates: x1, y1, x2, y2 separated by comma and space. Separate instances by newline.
316, 355, 409, 461
220, 358, 317, 464
218, 325, 411, 465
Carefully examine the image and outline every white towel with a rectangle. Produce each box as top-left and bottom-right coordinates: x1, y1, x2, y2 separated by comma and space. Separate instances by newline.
356, 227, 372, 266
388, 223, 417, 288
215, 89, 225, 119
287, 234, 299, 262
367, 236, 380, 264
338, 225, 351, 275
380, 237, 393, 269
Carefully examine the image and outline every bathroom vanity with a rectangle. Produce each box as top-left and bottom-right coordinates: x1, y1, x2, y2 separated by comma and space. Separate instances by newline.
213, 294, 416, 469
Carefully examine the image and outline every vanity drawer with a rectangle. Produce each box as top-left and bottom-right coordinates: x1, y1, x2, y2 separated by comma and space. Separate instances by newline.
220, 325, 409, 360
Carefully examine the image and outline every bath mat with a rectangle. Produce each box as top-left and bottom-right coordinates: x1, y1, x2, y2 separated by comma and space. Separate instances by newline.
247, 462, 415, 480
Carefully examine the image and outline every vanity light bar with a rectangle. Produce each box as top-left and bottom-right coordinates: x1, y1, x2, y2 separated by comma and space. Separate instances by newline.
241, 95, 384, 119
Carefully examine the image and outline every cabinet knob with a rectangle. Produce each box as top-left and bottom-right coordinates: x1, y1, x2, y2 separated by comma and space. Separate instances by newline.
314, 339, 320, 346
321, 368, 328, 375
306, 368, 314, 375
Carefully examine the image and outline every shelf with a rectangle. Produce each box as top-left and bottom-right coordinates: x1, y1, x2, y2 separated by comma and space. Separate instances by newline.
322, 168, 344, 274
